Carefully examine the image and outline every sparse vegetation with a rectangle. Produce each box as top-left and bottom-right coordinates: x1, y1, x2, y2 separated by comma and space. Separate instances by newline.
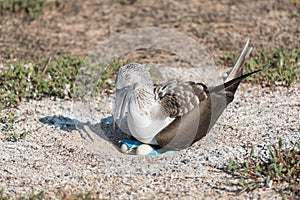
0, 188, 97, 200
221, 49, 300, 87
0, 0, 65, 21
0, 189, 44, 200
0, 57, 82, 110
96, 60, 129, 92
0, 111, 28, 142
1, 48, 299, 111
227, 138, 300, 199
0, 57, 126, 111
0, 0, 47, 20
56, 189, 94, 200
0, 189, 9, 200
290, 0, 300, 5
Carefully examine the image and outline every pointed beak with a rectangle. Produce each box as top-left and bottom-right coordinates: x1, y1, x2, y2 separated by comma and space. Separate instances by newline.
113, 87, 132, 129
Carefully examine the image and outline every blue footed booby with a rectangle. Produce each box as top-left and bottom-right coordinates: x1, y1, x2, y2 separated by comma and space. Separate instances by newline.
113, 39, 260, 155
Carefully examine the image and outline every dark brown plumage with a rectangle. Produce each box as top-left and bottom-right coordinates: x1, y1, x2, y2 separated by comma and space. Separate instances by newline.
154, 40, 260, 150
156, 70, 259, 150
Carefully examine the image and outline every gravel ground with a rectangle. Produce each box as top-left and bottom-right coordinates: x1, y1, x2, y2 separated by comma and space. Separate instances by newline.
1, 0, 300, 60
1, 0, 299, 199
0, 78, 299, 199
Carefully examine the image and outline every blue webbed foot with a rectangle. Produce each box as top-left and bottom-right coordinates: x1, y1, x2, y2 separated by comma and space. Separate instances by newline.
119, 140, 177, 155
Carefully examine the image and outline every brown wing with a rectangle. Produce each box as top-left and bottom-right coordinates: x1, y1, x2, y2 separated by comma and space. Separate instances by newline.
156, 70, 260, 150
155, 82, 211, 150
155, 39, 256, 151
157, 81, 209, 118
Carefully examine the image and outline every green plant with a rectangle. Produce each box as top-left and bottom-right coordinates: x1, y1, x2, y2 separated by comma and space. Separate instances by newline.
0, 57, 127, 110
72, 58, 128, 99
0, 188, 98, 200
0, 57, 81, 110
220, 48, 300, 86
0, 0, 46, 20
0, 111, 28, 142
0, 188, 10, 200
56, 190, 94, 200
0, 189, 45, 200
0, 0, 65, 21
227, 138, 300, 198
28, 191, 44, 200
290, 0, 300, 5
97, 60, 129, 93
291, 11, 299, 18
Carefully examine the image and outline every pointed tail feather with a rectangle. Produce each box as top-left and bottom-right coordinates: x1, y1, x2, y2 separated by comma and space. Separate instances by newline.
225, 39, 253, 82
211, 70, 261, 93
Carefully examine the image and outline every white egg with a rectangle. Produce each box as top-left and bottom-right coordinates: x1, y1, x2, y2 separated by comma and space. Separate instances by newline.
136, 144, 153, 155
121, 143, 129, 153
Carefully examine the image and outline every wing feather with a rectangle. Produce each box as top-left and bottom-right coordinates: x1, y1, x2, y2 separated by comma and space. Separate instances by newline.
155, 81, 209, 118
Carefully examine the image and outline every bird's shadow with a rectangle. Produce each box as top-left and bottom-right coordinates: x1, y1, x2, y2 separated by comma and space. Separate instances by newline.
39, 115, 133, 152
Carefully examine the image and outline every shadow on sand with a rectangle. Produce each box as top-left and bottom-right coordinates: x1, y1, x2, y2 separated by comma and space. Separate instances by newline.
39, 115, 133, 153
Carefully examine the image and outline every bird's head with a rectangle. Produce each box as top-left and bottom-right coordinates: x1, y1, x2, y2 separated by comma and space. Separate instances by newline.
115, 63, 152, 90
113, 63, 153, 129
